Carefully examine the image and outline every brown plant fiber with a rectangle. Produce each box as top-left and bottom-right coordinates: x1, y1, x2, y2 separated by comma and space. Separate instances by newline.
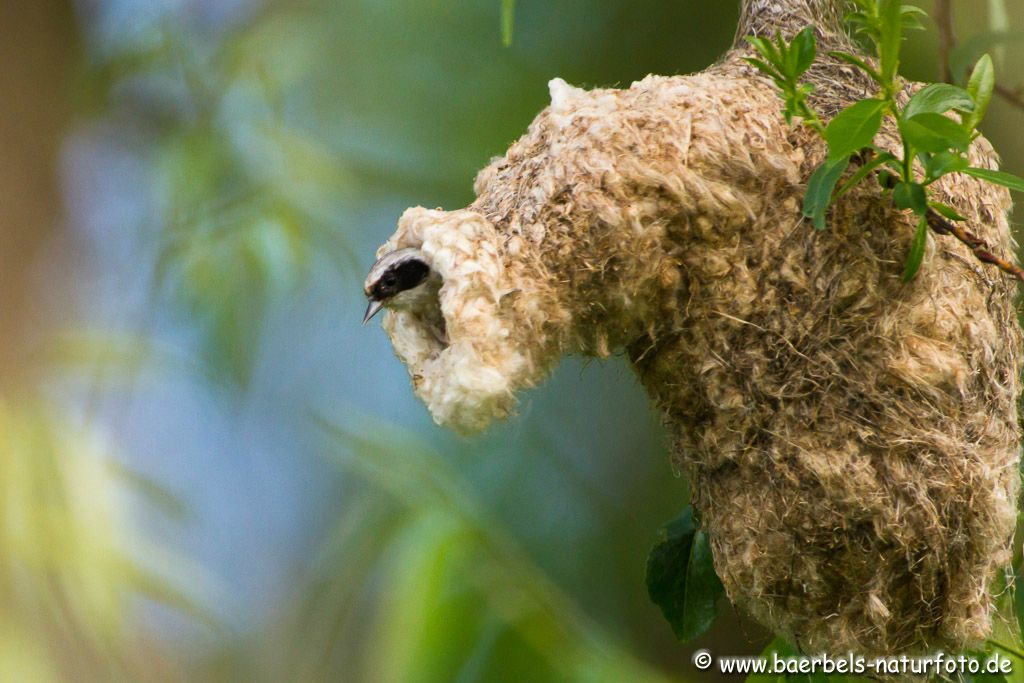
371, 1, 1023, 656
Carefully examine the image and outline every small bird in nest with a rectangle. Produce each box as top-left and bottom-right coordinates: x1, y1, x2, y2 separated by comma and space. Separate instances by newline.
363, 248, 448, 344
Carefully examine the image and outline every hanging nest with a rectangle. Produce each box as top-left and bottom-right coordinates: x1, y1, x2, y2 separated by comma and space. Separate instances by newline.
370, 1, 1022, 657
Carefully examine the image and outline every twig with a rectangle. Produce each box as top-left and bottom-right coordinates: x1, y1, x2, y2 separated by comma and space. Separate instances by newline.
926, 208, 1024, 283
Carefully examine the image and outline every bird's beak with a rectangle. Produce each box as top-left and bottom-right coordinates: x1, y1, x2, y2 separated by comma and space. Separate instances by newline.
363, 300, 385, 325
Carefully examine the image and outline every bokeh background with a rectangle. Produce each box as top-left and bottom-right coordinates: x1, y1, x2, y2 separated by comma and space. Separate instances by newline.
5, 0, 1024, 681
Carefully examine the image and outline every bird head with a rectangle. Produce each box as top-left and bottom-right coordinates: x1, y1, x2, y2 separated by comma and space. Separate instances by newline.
362, 248, 438, 324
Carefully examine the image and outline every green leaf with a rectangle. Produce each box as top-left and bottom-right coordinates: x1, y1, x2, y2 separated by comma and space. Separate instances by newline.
963, 167, 1024, 192
646, 506, 724, 642
824, 99, 886, 160
744, 57, 783, 81
902, 83, 974, 120
790, 27, 817, 76
747, 35, 782, 68
776, 34, 802, 81
893, 181, 928, 214
929, 202, 967, 222
900, 5, 927, 32
899, 112, 972, 152
878, 0, 904, 85
803, 155, 850, 230
828, 50, 883, 84
925, 150, 969, 180
965, 53, 995, 130
902, 214, 929, 282
501, 0, 515, 47
834, 151, 897, 201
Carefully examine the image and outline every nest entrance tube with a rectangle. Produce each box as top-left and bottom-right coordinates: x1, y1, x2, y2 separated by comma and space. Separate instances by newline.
371, 0, 1022, 657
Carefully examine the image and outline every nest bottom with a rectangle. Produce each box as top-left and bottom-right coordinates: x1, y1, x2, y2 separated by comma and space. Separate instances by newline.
690, 425, 1019, 656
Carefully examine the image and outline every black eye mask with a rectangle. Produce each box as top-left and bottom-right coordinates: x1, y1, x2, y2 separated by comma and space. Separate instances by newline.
372, 258, 430, 300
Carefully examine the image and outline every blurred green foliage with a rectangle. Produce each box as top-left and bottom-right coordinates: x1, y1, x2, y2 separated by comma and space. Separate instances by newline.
0, 400, 203, 681
290, 418, 679, 682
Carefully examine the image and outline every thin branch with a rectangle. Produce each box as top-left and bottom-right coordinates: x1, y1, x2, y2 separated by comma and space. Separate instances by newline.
926, 208, 1024, 283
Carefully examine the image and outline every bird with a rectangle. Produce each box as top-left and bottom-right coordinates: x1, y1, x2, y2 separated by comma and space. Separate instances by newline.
363, 248, 448, 344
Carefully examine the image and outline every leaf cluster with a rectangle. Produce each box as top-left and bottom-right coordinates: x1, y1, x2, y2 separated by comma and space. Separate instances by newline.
745, 0, 1024, 281
746, 28, 823, 133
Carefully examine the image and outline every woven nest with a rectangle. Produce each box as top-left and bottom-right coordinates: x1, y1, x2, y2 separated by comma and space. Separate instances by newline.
371, 3, 1022, 657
